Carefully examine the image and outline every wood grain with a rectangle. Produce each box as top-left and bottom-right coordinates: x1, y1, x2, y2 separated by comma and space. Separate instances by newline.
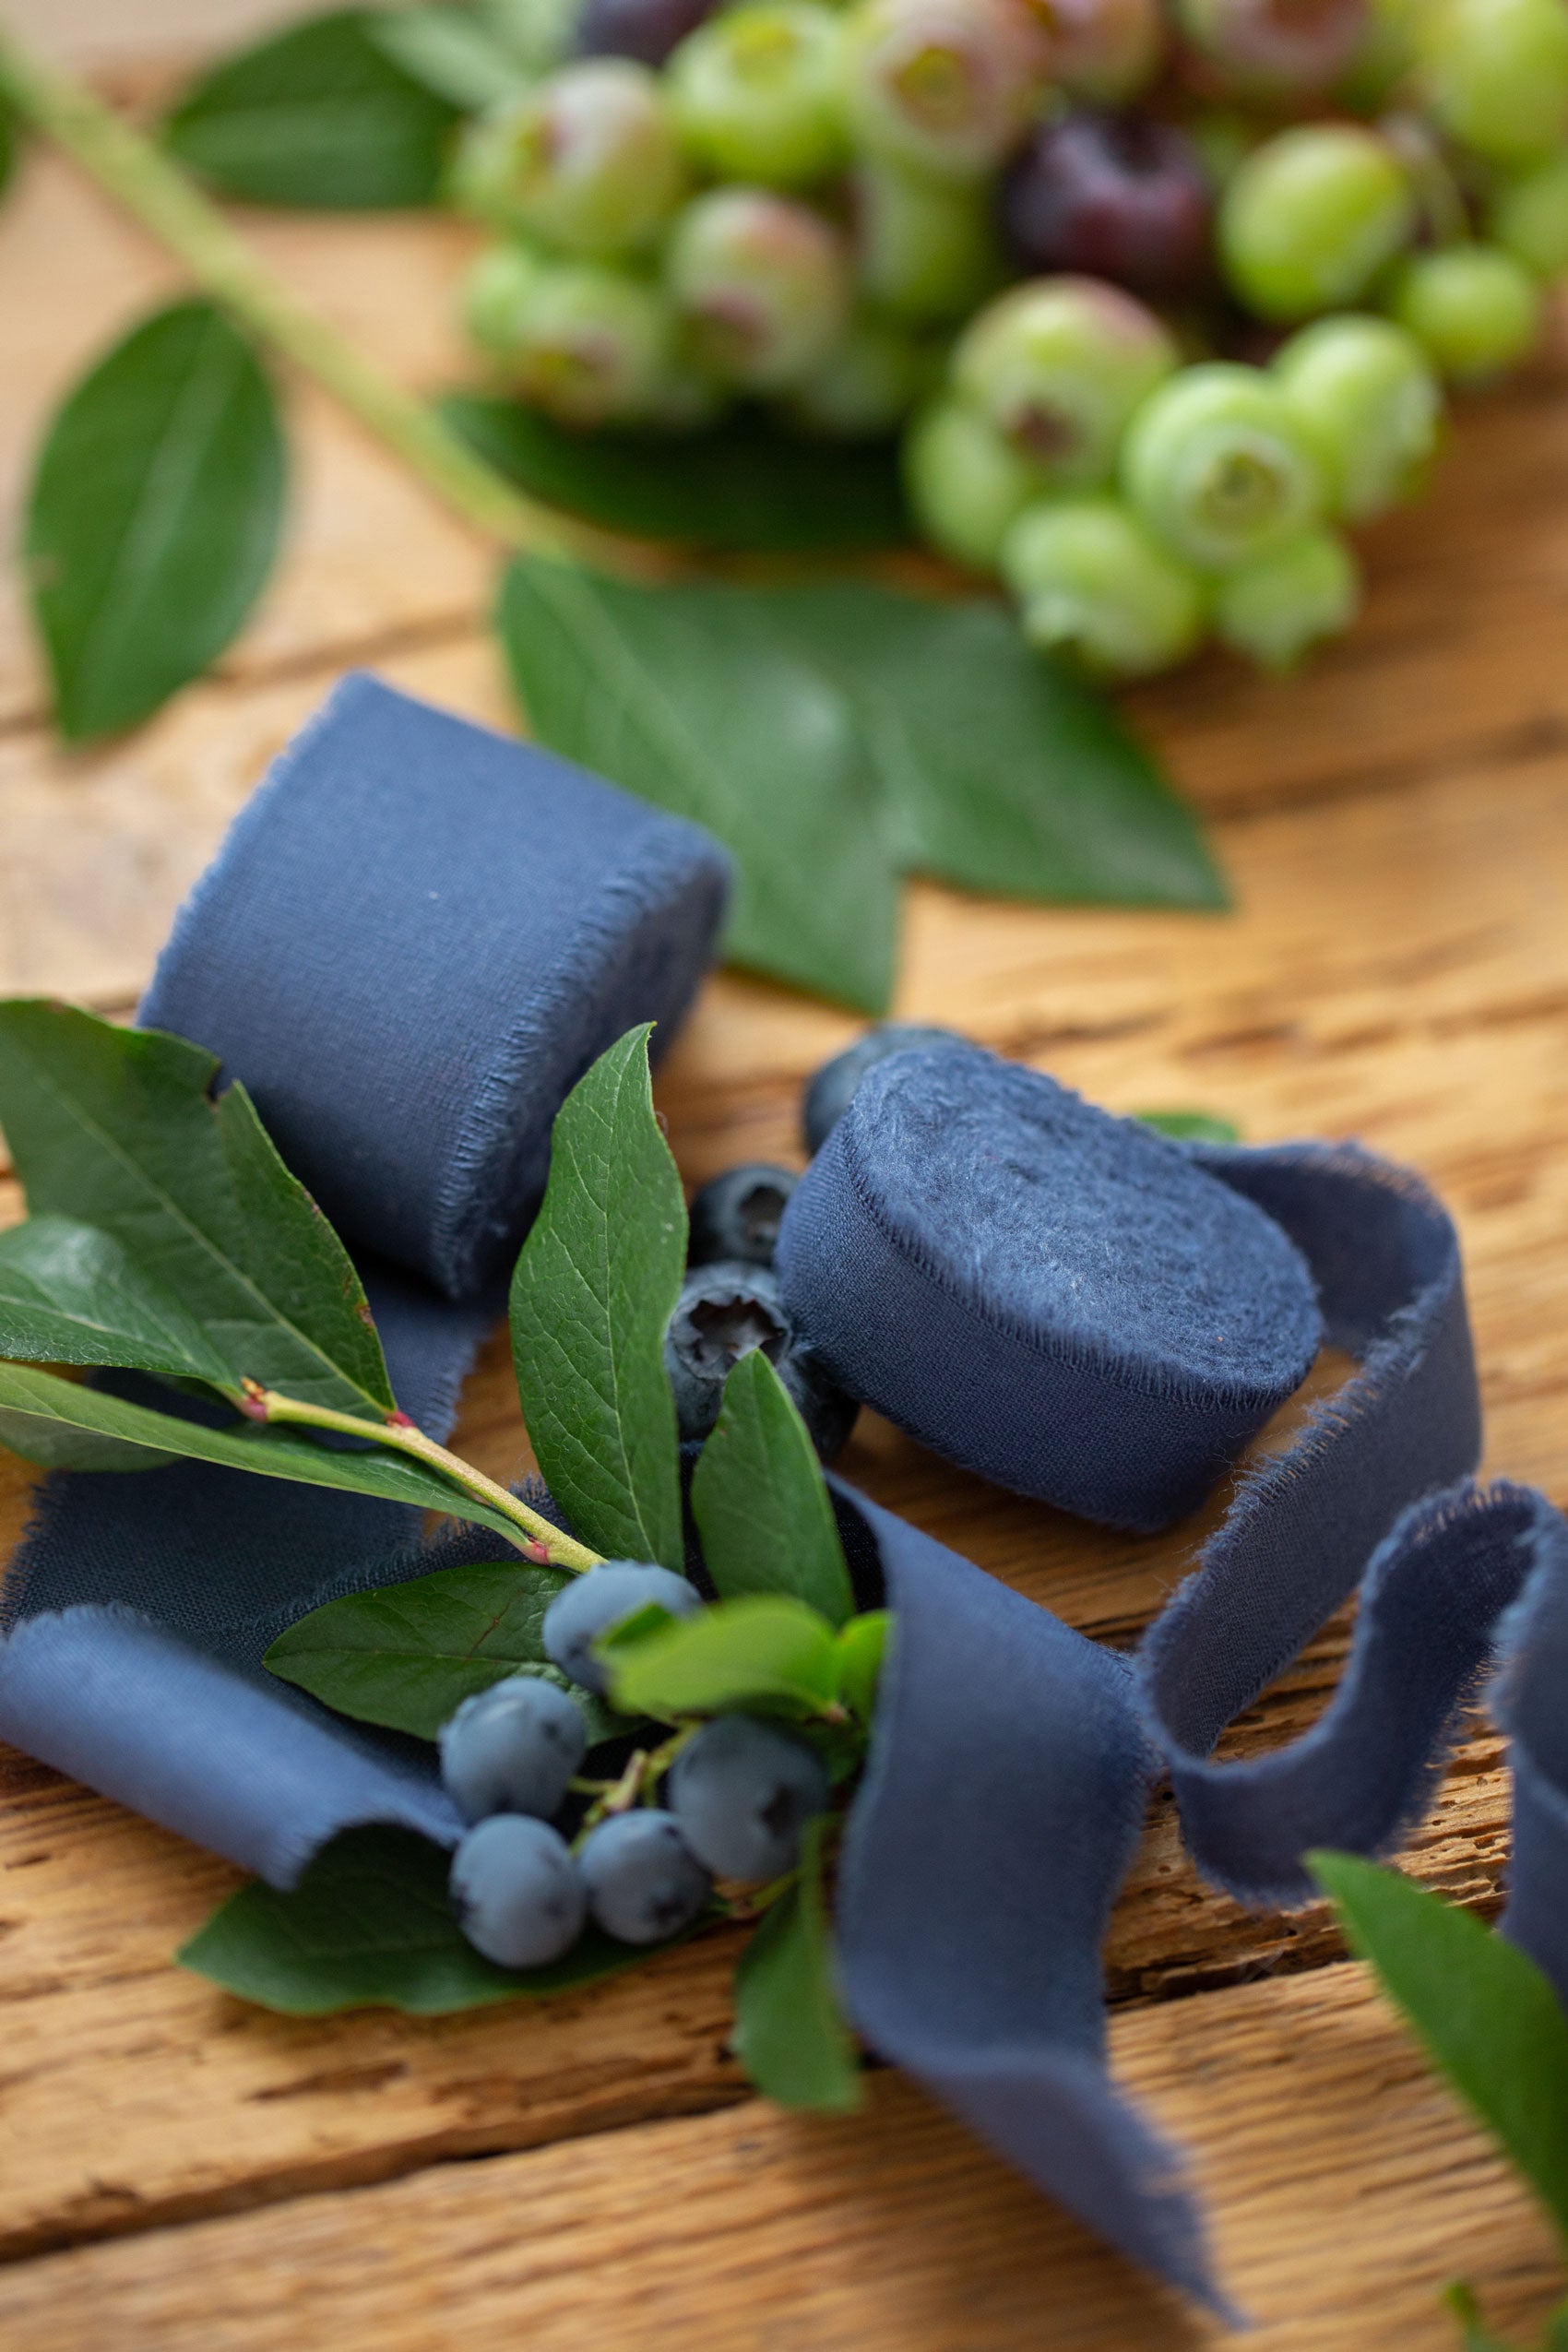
1, 34, 1567, 2344
0, 1963, 1562, 2352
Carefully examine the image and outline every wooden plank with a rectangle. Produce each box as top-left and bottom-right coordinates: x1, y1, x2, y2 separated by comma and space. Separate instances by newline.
0, 1962, 1561, 2351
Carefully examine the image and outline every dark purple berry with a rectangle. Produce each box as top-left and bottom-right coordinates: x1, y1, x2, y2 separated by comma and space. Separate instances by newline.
575, 0, 718, 66
999, 111, 1215, 302
688, 1163, 799, 1269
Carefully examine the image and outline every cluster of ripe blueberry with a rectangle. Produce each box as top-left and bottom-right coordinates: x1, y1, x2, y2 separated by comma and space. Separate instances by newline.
445, 1582, 830, 1966
445, 1028, 932, 1974
451, 0, 1568, 678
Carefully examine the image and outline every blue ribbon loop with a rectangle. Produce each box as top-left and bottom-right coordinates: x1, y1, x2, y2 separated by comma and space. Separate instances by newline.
0, 677, 1564, 2319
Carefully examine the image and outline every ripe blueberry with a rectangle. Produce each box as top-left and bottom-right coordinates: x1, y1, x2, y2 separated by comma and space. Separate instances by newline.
688, 1163, 799, 1270
578, 1808, 713, 1941
667, 1713, 830, 1881
449, 1814, 587, 1968
802, 1022, 961, 1154
438, 1674, 588, 1823
664, 1263, 857, 1458
543, 1561, 703, 1693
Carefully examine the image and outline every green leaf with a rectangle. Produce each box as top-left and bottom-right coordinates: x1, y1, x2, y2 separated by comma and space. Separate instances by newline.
1311, 1854, 1568, 2244
264, 1560, 623, 1744
0, 1360, 522, 1546
25, 300, 284, 742
509, 1027, 684, 1567
763, 582, 1228, 913
1137, 1108, 1241, 1144
0, 99, 17, 204
497, 559, 898, 1013
368, 7, 529, 105
0, 1402, 167, 1473
177, 1824, 666, 2014
609, 1596, 841, 1721
0, 1216, 234, 1386
0, 1002, 393, 1417
732, 1817, 861, 2111
446, 397, 910, 554
835, 1610, 890, 1727
164, 11, 461, 208
692, 1349, 853, 1627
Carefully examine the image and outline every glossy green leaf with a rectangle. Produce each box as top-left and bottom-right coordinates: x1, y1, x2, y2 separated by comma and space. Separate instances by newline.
447, 397, 910, 553
732, 1818, 861, 2111
177, 1824, 667, 2014
609, 1596, 841, 1721
165, 12, 461, 208
509, 1027, 684, 1568
25, 300, 284, 742
0, 1216, 234, 1386
265, 1560, 623, 1744
1137, 1108, 1241, 1145
0, 1002, 393, 1417
497, 559, 898, 1013
368, 7, 529, 105
763, 582, 1228, 913
692, 1349, 853, 1627
835, 1610, 890, 1727
1312, 1854, 1568, 2244
0, 1360, 522, 1546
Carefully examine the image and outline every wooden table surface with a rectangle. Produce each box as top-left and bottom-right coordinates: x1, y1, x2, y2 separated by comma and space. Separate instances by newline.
2, 19, 1568, 2348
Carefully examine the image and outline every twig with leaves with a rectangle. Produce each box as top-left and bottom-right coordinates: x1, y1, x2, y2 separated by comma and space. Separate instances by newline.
0, 18, 1225, 1015
0, 1002, 881, 2107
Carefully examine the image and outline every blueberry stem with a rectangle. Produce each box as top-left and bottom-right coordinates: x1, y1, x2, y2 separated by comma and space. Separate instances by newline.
240, 1384, 603, 1572
0, 24, 642, 572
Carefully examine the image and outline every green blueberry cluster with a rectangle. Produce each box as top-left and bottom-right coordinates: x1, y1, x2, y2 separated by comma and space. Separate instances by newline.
450, 0, 1568, 677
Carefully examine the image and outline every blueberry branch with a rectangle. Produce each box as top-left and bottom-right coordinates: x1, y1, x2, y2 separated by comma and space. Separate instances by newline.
0, 23, 645, 574
240, 1384, 603, 1573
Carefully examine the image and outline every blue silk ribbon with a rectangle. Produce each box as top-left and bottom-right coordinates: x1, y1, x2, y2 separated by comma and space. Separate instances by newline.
0, 676, 1563, 2319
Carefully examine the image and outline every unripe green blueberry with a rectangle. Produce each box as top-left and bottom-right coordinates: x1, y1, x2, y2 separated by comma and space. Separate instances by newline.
952, 275, 1179, 491
1219, 124, 1415, 319
852, 159, 1006, 320
1021, 0, 1165, 101
463, 241, 548, 358
669, 4, 849, 188
1001, 496, 1207, 678
1272, 313, 1442, 519
842, 0, 1044, 182
903, 397, 1047, 565
1415, 0, 1568, 167
1212, 528, 1360, 670
1385, 242, 1545, 381
476, 62, 688, 259
1176, 0, 1368, 98
786, 312, 939, 434
1121, 362, 1324, 571
1489, 148, 1568, 277
498, 259, 675, 423
667, 187, 850, 389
